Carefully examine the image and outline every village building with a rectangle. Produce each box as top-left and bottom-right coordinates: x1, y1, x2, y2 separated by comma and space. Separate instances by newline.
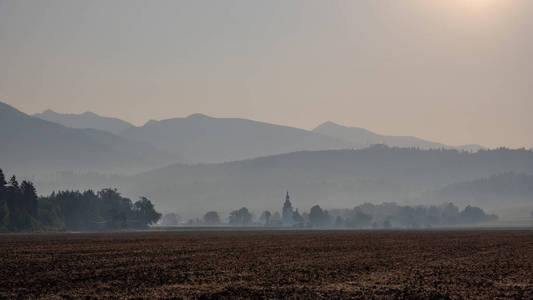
282, 191, 294, 227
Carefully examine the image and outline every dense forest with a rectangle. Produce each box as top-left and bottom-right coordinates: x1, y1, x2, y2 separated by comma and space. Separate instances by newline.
0, 168, 161, 232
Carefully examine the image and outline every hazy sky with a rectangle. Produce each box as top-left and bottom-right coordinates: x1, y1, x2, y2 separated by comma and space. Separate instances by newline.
1, 0, 532, 148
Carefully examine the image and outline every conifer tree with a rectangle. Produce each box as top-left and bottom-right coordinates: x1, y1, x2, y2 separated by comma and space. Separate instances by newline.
0, 168, 6, 187
20, 180, 38, 217
9, 175, 19, 190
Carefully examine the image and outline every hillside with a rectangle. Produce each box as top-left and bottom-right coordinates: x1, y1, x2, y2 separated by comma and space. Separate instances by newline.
123, 146, 533, 215
429, 172, 533, 208
120, 114, 350, 163
0, 102, 178, 175
313, 121, 484, 152
34, 110, 133, 134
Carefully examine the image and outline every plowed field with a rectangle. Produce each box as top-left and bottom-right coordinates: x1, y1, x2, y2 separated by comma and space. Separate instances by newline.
1, 230, 532, 299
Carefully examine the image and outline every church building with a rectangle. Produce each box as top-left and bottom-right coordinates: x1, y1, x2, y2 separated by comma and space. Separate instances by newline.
282, 191, 294, 227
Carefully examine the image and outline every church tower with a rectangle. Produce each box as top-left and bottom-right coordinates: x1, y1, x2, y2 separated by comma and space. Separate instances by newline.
282, 191, 294, 227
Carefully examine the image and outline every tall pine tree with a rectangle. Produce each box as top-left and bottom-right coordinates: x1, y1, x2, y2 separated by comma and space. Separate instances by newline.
0, 169, 8, 230
0, 168, 6, 187
20, 181, 38, 217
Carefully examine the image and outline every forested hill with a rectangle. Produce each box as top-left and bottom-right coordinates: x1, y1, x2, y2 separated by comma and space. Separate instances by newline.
430, 172, 533, 207
127, 146, 533, 215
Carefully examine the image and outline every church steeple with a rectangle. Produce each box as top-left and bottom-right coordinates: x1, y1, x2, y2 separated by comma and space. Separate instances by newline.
282, 190, 294, 226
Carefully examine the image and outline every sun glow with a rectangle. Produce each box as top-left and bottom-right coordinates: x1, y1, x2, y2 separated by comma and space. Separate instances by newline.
465, 0, 501, 12
429, 0, 510, 23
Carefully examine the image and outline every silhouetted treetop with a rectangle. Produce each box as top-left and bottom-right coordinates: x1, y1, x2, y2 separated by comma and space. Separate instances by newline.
0, 168, 6, 187
0, 169, 161, 232
203, 211, 221, 225
9, 175, 18, 190
229, 207, 252, 225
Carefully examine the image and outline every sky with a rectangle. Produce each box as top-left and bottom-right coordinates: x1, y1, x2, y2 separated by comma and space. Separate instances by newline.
0, 0, 532, 148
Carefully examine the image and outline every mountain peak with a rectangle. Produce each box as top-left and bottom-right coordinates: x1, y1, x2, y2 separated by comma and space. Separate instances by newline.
42, 109, 58, 114
315, 121, 343, 130
313, 121, 451, 150
144, 119, 159, 126
33, 109, 133, 134
186, 113, 211, 119
81, 111, 98, 117
0, 101, 26, 117
314, 121, 369, 133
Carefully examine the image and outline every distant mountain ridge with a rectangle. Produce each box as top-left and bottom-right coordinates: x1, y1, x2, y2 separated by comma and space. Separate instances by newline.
32, 108, 485, 162
120, 114, 486, 164
0, 101, 179, 175
120, 114, 350, 163
34, 109, 133, 134
313, 121, 484, 152
4, 100, 526, 218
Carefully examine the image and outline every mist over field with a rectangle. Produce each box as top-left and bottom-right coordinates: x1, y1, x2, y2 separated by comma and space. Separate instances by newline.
1, 100, 532, 228
1, 1, 532, 226
2, 1, 533, 298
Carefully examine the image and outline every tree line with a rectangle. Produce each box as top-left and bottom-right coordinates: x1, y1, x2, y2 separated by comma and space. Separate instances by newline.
0, 168, 161, 232
160, 202, 498, 228
328, 202, 498, 229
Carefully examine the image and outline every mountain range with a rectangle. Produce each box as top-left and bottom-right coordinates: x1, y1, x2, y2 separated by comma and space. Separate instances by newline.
313, 121, 483, 152
32, 107, 484, 164
3, 101, 530, 218
0, 102, 178, 175
34, 109, 133, 135
120, 113, 349, 163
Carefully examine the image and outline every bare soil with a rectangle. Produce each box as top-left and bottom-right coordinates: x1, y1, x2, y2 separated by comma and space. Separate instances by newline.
1, 230, 532, 299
